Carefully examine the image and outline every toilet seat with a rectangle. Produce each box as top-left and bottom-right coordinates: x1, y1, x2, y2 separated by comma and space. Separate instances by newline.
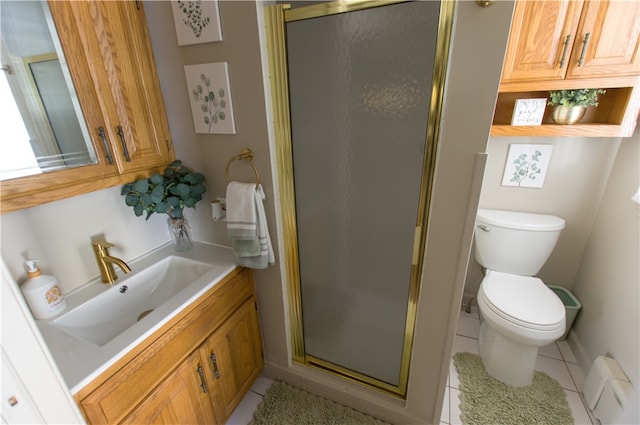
480, 271, 565, 331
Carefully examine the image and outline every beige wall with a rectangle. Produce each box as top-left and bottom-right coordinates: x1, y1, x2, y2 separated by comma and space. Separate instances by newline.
143, 0, 290, 367
464, 135, 622, 298
570, 126, 639, 400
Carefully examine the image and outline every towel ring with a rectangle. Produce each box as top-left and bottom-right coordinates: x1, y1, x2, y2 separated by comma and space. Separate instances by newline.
226, 148, 260, 188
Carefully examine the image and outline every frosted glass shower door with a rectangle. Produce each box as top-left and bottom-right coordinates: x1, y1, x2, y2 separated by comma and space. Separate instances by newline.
286, 1, 440, 388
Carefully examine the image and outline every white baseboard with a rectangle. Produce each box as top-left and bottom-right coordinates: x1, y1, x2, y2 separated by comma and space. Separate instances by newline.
566, 329, 592, 379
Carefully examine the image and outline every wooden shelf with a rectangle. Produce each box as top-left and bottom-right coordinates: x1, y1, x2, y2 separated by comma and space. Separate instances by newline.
491, 124, 626, 137
491, 79, 640, 137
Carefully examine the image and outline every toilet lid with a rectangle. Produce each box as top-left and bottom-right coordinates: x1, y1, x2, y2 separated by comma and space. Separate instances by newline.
481, 271, 565, 328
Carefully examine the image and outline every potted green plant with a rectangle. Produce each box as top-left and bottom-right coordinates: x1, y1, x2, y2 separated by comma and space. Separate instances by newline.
121, 160, 206, 251
547, 88, 605, 125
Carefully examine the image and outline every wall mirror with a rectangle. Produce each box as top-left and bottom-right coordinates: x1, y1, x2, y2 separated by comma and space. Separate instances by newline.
1, 1, 96, 181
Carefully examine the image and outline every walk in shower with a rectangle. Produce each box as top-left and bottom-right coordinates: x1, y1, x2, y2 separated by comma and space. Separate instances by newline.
265, 0, 453, 396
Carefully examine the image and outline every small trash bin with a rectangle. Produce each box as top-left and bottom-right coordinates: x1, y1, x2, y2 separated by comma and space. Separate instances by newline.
548, 285, 582, 340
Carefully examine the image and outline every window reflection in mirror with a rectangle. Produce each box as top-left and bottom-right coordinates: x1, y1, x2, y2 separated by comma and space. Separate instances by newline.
0, 1, 96, 181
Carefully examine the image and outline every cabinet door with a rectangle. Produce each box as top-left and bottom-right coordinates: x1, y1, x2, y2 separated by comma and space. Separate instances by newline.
201, 300, 263, 424
121, 351, 217, 425
57, 1, 173, 174
501, 0, 584, 82
566, 0, 640, 79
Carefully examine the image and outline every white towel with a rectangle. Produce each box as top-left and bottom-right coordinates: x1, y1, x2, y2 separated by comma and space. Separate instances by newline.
226, 182, 258, 240
227, 183, 275, 269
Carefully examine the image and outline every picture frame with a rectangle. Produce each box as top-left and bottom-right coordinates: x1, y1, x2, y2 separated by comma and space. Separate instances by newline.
511, 98, 547, 126
501, 144, 553, 188
171, 0, 222, 46
184, 62, 236, 134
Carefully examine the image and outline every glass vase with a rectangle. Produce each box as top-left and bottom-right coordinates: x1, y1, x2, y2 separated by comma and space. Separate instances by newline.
168, 217, 193, 251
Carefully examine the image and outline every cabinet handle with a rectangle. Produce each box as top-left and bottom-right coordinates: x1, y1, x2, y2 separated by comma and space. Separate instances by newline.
197, 365, 208, 393
97, 127, 114, 165
210, 352, 221, 380
116, 125, 131, 162
558, 34, 571, 68
577, 32, 590, 67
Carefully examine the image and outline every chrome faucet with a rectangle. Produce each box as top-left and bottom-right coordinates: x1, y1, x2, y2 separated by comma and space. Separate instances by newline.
92, 240, 132, 284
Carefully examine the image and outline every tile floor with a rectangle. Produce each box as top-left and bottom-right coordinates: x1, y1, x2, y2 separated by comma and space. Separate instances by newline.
441, 305, 597, 425
227, 306, 597, 425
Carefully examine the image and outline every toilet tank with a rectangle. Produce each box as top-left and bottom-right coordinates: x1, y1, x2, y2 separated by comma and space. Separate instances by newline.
474, 209, 565, 276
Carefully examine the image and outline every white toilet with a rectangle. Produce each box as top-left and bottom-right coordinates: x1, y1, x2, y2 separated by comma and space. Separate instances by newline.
474, 209, 566, 387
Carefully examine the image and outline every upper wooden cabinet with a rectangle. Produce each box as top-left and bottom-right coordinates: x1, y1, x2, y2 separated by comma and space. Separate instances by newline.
493, 0, 640, 137
502, 0, 640, 84
567, 1, 640, 79
0, 1, 173, 213
57, 1, 174, 173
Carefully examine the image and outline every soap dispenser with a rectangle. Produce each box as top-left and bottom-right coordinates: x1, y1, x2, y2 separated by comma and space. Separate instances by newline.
21, 260, 66, 319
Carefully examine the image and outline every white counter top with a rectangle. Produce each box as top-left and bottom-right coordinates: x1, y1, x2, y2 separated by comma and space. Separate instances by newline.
36, 242, 237, 394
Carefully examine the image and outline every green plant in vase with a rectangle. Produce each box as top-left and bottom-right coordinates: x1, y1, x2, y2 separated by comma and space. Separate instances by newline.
121, 160, 206, 251
547, 88, 605, 124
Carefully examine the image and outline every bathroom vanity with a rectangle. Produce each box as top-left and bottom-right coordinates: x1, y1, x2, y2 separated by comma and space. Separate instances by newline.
36, 243, 263, 424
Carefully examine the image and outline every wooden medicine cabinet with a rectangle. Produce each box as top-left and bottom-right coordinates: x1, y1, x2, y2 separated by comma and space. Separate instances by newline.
0, 1, 174, 213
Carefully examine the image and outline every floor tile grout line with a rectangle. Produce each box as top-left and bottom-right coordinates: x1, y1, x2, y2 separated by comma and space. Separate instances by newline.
563, 358, 582, 394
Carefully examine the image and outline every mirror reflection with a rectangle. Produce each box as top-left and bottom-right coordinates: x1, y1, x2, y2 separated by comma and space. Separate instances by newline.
1, 1, 96, 181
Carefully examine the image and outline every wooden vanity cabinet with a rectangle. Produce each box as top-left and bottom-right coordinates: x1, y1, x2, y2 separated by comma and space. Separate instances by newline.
1, 1, 174, 213
74, 267, 264, 425
201, 299, 263, 423
120, 351, 216, 425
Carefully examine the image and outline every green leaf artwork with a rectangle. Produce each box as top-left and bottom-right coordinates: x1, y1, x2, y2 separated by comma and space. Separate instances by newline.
502, 144, 553, 189
185, 63, 235, 134
511, 151, 543, 186
191, 73, 227, 132
177, 0, 211, 38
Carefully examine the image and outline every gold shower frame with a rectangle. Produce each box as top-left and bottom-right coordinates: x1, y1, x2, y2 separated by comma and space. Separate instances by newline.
264, 0, 455, 397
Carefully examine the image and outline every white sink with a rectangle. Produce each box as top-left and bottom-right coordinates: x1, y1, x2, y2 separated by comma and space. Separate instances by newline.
50, 256, 213, 346
36, 242, 237, 393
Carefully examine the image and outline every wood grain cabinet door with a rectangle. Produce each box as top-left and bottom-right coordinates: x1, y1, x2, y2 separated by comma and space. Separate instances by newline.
566, 0, 640, 79
501, 0, 584, 82
200, 300, 264, 424
121, 351, 217, 425
72, 1, 173, 173
51, 1, 173, 174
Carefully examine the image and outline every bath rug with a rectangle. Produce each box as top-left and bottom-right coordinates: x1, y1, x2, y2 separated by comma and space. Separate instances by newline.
453, 352, 573, 425
249, 381, 389, 425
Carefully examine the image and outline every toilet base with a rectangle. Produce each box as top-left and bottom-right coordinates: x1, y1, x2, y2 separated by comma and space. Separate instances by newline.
479, 321, 538, 387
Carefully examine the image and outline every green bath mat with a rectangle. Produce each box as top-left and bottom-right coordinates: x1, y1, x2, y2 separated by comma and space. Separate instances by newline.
250, 381, 389, 425
453, 352, 574, 425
